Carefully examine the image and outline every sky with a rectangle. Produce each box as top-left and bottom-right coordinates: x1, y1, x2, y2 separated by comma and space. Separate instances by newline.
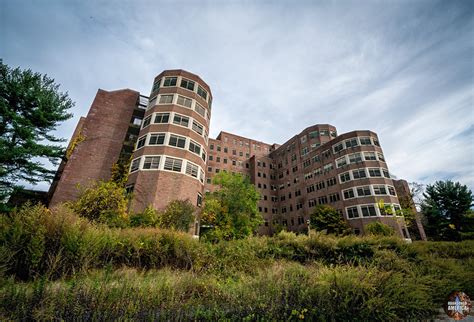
1, 0, 473, 192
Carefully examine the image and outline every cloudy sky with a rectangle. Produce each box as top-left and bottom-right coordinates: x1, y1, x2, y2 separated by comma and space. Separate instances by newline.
1, 0, 473, 192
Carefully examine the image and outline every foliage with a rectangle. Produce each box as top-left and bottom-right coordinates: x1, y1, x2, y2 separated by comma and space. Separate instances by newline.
421, 180, 473, 240
309, 205, 351, 236
1, 203, 473, 320
202, 172, 262, 241
65, 131, 85, 159
157, 199, 195, 232
129, 205, 158, 227
365, 221, 395, 237
69, 180, 128, 227
0, 60, 73, 189
110, 157, 131, 187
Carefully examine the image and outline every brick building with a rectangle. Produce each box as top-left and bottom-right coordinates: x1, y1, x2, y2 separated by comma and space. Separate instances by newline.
49, 69, 419, 239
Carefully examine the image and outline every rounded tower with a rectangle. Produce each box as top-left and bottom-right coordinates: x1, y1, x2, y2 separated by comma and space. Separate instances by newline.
126, 70, 212, 227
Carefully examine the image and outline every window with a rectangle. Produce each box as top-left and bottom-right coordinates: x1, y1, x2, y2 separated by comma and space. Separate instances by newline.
388, 186, 396, 196
301, 147, 309, 156
336, 157, 347, 168
143, 156, 160, 169
152, 78, 161, 92
359, 137, 371, 145
364, 152, 377, 161
180, 78, 195, 91
164, 157, 182, 172
300, 135, 307, 143
330, 130, 337, 137
130, 158, 140, 172
148, 96, 157, 108
323, 163, 333, 171
326, 177, 337, 186
383, 169, 390, 178
197, 193, 203, 207
340, 172, 351, 183
312, 155, 320, 163
348, 153, 362, 164
303, 159, 311, 168
163, 77, 177, 87
154, 113, 170, 123
142, 115, 151, 128
149, 133, 165, 145
309, 131, 319, 138
329, 193, 340, 203
136, 136, 146, 149
216, 157, 220, 162
352, 169, 367, 179
197, 85, 207, 100
373, 138, 380, 146
318, 196, 328, 204
132, 118, 142, 126
224, 147, 228, 153
343, 189, 355, 199
185, 162, 199, 178
368, 168, 382, 177
347, 207, 359, 219
192, 120, 204, 135
333, 143, 344, 153
361, 205, 377, 217
173, 114, 189, 127
307, 184, 315, 193
308, 199, 317, 207
195, 103, 206, 117
169, 134, 186, 148
177, 95, 192, 108
357, 186, 371, 197
345, 138, 358, 148
377, 153, 385, 162
159, 94, 173, 104
189, 140, 201, 155
320, 130, 329, 136
373, 185, 387, 195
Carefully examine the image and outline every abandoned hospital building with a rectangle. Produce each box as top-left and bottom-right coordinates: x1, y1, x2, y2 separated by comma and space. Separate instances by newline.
48, 69, 425, 239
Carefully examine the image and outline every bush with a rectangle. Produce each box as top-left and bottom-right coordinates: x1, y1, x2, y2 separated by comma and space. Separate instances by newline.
129, 206, 158, 227
70, 181, 129, 227
157, 200, 195, 232
309, 205, 352, 236
365, 222, 395, 236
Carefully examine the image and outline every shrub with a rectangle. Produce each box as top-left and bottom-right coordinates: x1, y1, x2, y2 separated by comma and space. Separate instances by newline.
157, 200, 195, 232
365, 221, 395, 236
309, 205, 352, 236
129, 206, 158, 227
70, 180, 129, 227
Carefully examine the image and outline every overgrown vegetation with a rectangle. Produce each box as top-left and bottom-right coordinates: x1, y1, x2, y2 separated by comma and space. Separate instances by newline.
1, 203, 473, 320
309, 205, 351, 236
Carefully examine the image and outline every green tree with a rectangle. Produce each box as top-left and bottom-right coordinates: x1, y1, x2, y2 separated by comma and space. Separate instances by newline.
421, 180, 473, 241
201, 172, 262, 241
0, 61, 73, 194
70, 180, 129, 227
309, 205, 351, 236
365, 221, 395, 237
157, 200, 195, 232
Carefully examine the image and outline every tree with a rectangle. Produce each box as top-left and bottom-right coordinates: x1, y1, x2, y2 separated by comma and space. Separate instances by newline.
365, 221, 395, 237
201, 172, 262, 241
309, 205, 351, 236
157, 199, 195, 232
70, 180, 129, 227
421, 180, 473, 241
0, 60, 73, 193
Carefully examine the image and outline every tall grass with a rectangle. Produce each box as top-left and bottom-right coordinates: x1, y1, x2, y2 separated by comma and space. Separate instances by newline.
1, 204, 473, 320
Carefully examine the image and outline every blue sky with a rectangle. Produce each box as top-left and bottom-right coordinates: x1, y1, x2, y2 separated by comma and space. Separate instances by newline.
1, 0, 473, 192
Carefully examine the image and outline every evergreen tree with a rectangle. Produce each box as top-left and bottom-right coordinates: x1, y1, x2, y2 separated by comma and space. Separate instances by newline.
0, 61, 73, 195
421, 180, 473, 240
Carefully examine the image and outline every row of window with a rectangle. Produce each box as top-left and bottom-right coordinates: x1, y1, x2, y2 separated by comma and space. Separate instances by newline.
335, 151, 385, 168
332, 136, 380, 153
342, 184, 397, 200
151, 76, 211, 106
141, 111, 208, 142
135, 132, 206, 162
339, 167, 390, 183
130, 154, 205, 183
148, 93, 209, 121
345, 203, 402, 219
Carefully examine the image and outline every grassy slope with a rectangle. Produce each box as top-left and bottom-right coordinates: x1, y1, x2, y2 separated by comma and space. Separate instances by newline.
1, 204, 473, 320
